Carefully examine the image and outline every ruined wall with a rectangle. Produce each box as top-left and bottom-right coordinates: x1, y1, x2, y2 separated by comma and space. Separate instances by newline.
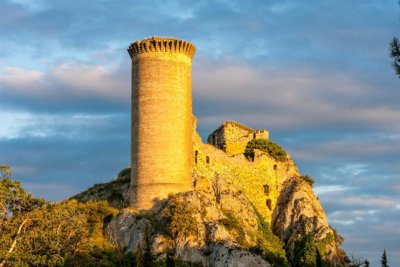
129, 37, 196, 211
194, 118, 298, 222
207, 121, 270, 157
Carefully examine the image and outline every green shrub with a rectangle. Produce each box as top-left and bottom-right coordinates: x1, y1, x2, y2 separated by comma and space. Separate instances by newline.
244, 139, 287, 162
162, 196, 197, 240
299, 175, 315, 187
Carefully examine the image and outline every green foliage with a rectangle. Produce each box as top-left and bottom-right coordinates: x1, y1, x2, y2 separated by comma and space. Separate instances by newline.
390, 37, 400, 78
219, 210, 246, 244
117, 168, 131, 183
2, 200, 118, 266
381, 249, 389, 267
63, 249, 135, 267
293, 236, 318, 267
292, 234, 335, 267
162, 195, 197, 240
244, 204, 289, 266
244, 139, 287, 162
0, 165, 45, 220
299, 175, 315, 187
316, 249, 322, 267
0, 166, 131, 266
154, 254, 201, 267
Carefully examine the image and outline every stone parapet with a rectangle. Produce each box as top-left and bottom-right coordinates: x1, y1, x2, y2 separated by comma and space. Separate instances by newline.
128, 36, 196, 59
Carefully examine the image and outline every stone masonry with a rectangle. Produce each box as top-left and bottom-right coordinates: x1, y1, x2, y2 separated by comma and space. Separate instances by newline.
128, 37, 196, 210
207, 121, 269, 157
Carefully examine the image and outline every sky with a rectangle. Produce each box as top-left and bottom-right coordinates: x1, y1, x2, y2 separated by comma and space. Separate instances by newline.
0, 0, 399, 265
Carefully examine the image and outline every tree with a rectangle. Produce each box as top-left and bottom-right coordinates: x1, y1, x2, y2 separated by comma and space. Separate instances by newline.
390, 1, 400, 78
364, 260, 369, 267
244, 138, 287, 162
381, 249, 389, 267
0, 165, 45, 267
390, 37, 400, 78
212, 173, 222, 204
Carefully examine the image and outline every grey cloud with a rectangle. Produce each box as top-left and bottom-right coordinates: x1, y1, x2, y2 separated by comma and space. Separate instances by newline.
0, 61, 130, 113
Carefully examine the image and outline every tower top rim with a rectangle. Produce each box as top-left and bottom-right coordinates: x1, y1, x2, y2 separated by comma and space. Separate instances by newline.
128, 36, 196, 59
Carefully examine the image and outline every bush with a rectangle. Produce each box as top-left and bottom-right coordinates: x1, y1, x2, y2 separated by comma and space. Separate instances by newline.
299, 175, 315, 187
244, 139, 287, 162
162, 196, 197, 240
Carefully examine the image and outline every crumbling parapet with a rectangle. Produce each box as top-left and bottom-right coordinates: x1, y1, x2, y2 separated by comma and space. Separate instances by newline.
207, 121, 269, 157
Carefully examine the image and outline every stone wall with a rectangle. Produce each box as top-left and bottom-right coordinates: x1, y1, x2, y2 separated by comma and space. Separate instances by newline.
129, 37, 196, 211
194, 118, 298, 222
207, 121, 269, 157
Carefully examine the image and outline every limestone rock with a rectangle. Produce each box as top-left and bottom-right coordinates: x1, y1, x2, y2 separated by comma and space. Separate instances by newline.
104, 209, 137, 248
209, 245, 271, 267
151, 234, 173, 255
272, 177, 340, 263
126, 218, 152, 253
208, 223, 234, 246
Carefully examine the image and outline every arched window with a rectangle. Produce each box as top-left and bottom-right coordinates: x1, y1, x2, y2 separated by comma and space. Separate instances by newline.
253, 132, 256, 139
206, 156, 210, 164
194, 150, 198, 164
273, 164, 277, 171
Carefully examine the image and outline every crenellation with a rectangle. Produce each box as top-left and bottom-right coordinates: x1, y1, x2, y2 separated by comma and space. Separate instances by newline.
128, 36, 196, 59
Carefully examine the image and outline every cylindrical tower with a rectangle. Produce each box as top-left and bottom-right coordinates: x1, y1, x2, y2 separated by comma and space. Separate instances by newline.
128, 36, 196, 210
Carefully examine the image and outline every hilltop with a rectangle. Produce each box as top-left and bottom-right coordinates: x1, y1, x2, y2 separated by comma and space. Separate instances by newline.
70, 119, 348, 266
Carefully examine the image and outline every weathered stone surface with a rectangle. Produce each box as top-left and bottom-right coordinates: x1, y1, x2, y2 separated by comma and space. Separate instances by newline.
104, 209, 137, 248
193, 119, 299, 223
103, 177, 283, 266
207, 121, 269, 157
151, 234, 173, 255
208, 223, 234, 246
209, 245, 271, 267
129, 36, 196, 211
272, 177, 341, 263
79, 119, 346, 266
126, 218, 152, 253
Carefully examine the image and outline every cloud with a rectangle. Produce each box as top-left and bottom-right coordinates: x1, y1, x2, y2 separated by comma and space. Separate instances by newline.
0, 61, 130, 112
1, 1, 399, 266
193, 60, 400, 136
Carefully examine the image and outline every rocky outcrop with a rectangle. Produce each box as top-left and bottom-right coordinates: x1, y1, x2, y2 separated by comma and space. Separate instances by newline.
72, 168, 130, 208
73, 121, 348, 266
272, 177, 344, 265
103, 176, 288, 266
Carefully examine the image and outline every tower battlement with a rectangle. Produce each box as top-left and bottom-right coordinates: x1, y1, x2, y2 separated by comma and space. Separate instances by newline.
128, 36, 196, 59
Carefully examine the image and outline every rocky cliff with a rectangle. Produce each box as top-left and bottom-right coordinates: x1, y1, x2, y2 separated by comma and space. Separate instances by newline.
73, 120, 348, 266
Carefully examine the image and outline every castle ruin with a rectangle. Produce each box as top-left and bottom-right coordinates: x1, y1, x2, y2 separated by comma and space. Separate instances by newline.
128, 37, 196, 210
127, 37, 297, 220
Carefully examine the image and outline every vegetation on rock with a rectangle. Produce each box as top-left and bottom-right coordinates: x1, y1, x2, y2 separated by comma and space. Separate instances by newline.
299, 175, 315, 187
162, 195, 197, 240
244, 138, 287, 162
0, 165, 135, 266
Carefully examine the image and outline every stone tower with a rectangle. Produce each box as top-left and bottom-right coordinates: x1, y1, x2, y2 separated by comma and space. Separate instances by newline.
128, 37, 196, 210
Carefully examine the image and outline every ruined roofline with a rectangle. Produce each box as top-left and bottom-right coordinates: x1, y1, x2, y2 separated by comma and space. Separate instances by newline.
128, 36, 196, 59
209, 121, 254, 136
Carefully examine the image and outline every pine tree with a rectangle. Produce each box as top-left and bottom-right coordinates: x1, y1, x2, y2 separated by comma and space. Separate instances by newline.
316, 249, 323, 267
364, 260, 369, 267
390, 2, 400, 78
390, 37, 400, 78
381, 249, 389, 267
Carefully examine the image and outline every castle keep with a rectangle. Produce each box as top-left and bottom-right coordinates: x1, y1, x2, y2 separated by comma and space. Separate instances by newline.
128, 37, 196, 210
